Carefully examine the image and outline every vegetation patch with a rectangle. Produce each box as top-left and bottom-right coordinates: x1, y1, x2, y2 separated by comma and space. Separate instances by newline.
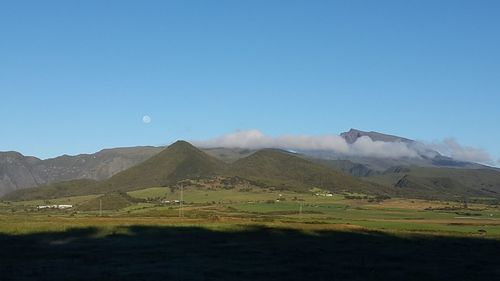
77, 192, 142, 211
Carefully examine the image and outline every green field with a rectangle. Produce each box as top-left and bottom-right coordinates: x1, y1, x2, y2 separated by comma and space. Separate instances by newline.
2, 186, 500, 237
2, 186, 500, 280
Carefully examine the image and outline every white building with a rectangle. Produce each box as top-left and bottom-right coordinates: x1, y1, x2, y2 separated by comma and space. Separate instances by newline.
37, 204, 73, 210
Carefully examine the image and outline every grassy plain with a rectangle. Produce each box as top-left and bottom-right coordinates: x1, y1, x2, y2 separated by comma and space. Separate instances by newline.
2, 185, 500, 280
2, 185, 500, 237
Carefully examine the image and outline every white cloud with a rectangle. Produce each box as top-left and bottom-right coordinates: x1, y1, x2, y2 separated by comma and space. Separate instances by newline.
194, 129, 419, 159
193, 129, 350, 152
195, 130, 496, 165
350, 136, 420, 158
429, 138, 493, 165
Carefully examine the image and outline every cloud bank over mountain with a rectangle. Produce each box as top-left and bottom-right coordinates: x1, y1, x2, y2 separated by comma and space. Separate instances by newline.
428, 138, 493, 165
194, 129, 494, 165
195, 129, 349, 153
194, 130, 418, 159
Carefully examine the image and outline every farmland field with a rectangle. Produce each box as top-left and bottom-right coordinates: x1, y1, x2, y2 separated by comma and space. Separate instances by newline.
1, 186, 500, 280
2, 186, 500, 237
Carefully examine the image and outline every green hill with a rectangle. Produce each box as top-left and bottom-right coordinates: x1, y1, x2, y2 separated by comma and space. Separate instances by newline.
365, 166, 500, 200
90, 140, 227, 193
5, 142, 500, 202
228, 149, 389, 194
2, 141, 226, 200
77, 191, 140, 211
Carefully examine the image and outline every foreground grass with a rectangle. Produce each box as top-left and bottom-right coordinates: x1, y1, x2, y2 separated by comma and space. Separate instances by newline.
2, 186, 500, 238
1, 223, 499, 281
2, 186, 500, 280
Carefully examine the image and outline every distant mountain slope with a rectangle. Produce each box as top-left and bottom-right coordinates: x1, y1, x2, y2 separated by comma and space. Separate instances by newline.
312, 128, 491, 171
364, 166, 500, 200
202, 147, 256, 163
88, 141, 227, 194
4, 143, 390, 200
3, 137, 500, 202
0, 152, 44, 195
341, 128, 415, 144
2, 179, 98, 201
37, 146, 164, 183
3, 128, 495, 196
228, 149, 389, 194
0, 146, 254, 196
0, 146, 163, 196
311, 159, 378, 177
3, 141, 227, 200
5, 141, 500, 202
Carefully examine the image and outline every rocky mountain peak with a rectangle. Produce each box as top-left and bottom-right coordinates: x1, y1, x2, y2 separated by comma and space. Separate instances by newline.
340, 128, 413, 144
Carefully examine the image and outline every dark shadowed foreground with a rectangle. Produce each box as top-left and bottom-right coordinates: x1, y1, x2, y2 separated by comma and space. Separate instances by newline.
1, 226, 499, 281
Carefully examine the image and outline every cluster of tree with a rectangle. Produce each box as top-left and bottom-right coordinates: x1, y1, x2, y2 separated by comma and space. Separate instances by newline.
344, 195, 391, 202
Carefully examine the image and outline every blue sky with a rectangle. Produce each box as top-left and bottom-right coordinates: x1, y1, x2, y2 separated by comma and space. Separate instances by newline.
0, 0, 499, 163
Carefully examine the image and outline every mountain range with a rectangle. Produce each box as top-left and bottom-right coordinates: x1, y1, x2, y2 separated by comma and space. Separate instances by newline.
0, 147, 163, 196
4, 141, 389, 200
306, 129, 491, 171
2, 129, 499, 201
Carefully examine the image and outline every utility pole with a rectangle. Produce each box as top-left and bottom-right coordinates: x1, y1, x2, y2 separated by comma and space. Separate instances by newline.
179, 184, 184, 218
299, 202, 303, 217
99, 199, 102, 217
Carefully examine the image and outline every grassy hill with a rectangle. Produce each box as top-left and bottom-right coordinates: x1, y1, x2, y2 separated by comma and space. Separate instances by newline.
89, 141, 227, 193
77, 191, 140, 211
365, 166, 500, 200
3, 144, 389, 200
228, 149, 389, 194
5, 142, 500, 202
2, 141, 226, 200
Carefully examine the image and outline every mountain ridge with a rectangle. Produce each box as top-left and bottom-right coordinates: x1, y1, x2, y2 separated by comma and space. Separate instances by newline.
3, 142, 393, 200
10, 140, 500, 202
227, 149, 389, 194
2, 129, 499, 198
341, 128, 415, 144
0, 146, 164, 196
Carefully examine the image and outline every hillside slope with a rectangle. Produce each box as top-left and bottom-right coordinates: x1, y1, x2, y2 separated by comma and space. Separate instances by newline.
89, 141, 227, 194
2, 179, 98, 201
77, 191, 140, 211
5, 142, 500, 202
3, 128, 497, 196
0, 147, 163, 196
365, 166, 500, 200
228, 149, 388, 194
0, 152, 44, 195
300, 129, 493, 172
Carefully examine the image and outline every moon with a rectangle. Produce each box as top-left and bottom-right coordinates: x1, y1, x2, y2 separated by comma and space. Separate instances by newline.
142, 115, 151, 124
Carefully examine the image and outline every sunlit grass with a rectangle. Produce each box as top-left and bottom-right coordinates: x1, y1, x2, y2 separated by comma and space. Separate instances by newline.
2, 186, 499, 238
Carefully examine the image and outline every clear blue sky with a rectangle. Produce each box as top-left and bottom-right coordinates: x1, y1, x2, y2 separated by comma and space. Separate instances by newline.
1, 0, 499, 161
